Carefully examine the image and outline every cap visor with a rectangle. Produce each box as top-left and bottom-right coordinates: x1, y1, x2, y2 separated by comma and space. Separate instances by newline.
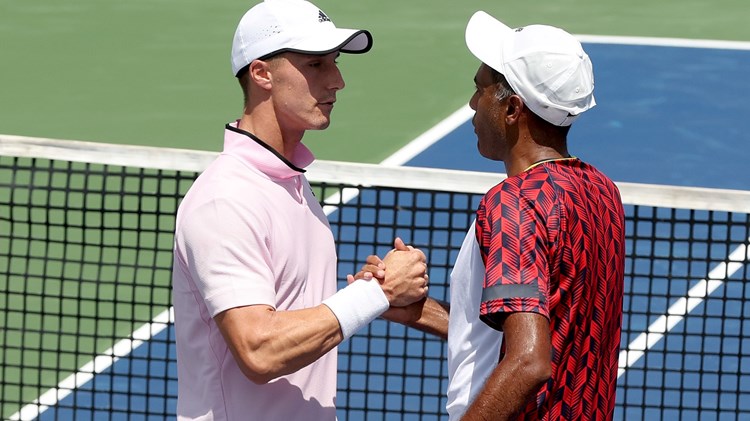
289, 29, 373, 55
465, 11, 513, 73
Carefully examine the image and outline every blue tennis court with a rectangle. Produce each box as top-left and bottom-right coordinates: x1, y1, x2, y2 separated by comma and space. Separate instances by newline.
11, 40, 750, 420
409, 42, 750, 190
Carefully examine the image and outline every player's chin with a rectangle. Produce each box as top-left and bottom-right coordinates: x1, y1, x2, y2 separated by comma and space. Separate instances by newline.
309, 113, 332, 130
307, 121, 332, 131
476, 138, 500, 161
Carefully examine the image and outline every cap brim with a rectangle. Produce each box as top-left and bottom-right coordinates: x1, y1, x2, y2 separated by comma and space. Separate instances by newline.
285, 29, 373, 56
465, 11, 513, 74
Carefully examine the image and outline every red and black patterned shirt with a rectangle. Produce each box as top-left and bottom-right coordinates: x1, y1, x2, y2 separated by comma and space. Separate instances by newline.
476, 158, 625, 420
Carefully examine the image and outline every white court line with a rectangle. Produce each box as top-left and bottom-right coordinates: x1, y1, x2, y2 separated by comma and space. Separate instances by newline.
578, 36, 750, 380
617, 240, 749, 378
379, 105, 474, 167
321, 104, 474, 215
9, 308, 175, 420
10, 34, 749, 418
577, 34, 750, 50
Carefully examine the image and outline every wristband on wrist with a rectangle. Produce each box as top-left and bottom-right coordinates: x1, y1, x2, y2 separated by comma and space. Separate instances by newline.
322, 279, 389, 340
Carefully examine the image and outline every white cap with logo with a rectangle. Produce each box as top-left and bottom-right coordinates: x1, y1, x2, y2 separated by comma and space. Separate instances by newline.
465, 11, 596, 126
231, 0, 373, 76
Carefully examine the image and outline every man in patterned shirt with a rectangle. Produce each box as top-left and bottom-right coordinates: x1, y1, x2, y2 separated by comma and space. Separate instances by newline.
355, 10, 625, 420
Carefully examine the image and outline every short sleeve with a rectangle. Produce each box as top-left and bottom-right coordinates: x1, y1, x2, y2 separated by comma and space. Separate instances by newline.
176, 197, 277, 317
475, 181, 551, 330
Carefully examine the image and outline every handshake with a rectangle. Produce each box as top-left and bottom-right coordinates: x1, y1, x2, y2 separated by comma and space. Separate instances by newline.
347, 238, 429, 321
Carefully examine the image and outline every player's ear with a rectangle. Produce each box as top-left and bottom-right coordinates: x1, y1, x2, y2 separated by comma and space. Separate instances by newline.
505, 95, 524, 125
249, 59, 273, 91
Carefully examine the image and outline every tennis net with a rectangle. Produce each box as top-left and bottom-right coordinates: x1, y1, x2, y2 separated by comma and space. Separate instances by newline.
1, 135, 749, 420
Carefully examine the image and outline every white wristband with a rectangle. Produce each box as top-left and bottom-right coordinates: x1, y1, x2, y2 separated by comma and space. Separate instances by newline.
322, 279, 390, 340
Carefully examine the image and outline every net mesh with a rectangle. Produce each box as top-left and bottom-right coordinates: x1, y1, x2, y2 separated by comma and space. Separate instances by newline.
1, 136, 749, 420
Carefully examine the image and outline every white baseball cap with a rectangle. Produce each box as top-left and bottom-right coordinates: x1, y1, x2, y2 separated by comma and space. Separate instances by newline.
231, 0, 373, 76
465, 11, 596, 126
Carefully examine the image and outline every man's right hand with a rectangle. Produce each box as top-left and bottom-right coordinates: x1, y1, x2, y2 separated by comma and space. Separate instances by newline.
379, 238, 428, 307
347, 240, 448, 338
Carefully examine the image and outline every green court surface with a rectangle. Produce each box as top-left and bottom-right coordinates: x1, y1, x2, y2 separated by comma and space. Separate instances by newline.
1, 1, 750, 419
0, 157, 182, 419
1, 1, 748, 161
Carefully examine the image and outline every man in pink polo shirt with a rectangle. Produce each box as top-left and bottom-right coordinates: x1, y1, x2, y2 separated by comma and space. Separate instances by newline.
171, 1, 429, 419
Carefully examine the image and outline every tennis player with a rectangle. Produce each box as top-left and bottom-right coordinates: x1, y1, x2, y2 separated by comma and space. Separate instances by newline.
171, 1, 428, 419
355, 11, 626, 420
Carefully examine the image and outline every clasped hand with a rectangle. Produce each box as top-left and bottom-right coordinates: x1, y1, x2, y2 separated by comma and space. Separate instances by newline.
347, 237, 428, 307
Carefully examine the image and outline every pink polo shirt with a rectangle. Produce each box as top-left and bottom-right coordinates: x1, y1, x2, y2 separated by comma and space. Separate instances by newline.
172, 122, 338, 420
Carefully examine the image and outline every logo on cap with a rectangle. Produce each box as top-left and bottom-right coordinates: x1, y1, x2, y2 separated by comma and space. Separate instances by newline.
318, 10, 331, 23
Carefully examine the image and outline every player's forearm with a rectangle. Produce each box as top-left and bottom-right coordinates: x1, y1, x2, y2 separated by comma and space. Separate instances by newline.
222, 305, 344, 384
406, 297, 450, 339
462, 313, 552, 420
461, 353, 550, 420
381, 297, 450, 340
219, 279, 391, 384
